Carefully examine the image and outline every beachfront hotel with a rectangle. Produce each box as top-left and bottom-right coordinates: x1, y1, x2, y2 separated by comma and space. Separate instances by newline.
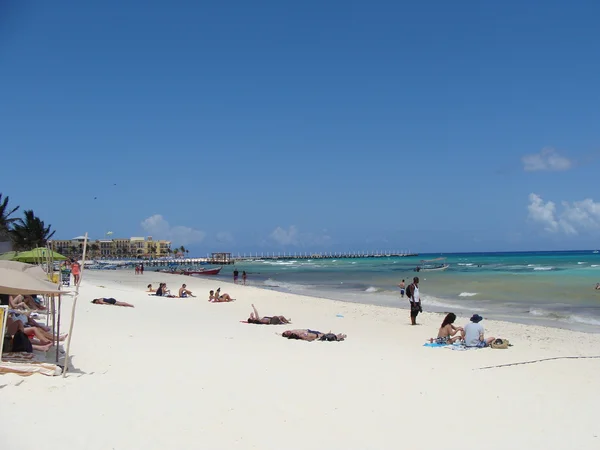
50, 236, 171, 258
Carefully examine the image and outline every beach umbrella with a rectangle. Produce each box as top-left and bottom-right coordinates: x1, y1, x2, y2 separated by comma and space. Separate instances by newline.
0, 251, 18, 261
0, 267, 62, 295
10, 247, 67, 263
0, 260, 48, 280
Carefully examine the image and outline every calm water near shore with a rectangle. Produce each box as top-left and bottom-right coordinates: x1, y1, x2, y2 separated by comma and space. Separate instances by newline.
207, 250, 600, 333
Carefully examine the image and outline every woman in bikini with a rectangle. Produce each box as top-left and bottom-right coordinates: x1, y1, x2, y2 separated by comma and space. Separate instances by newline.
247, 304, 290, 324
429, 312, 463, 344
92, 298, 135, 307
281, 329, 347, 341
208, 289, 234, 302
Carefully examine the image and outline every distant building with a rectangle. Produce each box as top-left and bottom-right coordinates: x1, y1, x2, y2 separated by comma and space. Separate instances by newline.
50, 236, 171, 258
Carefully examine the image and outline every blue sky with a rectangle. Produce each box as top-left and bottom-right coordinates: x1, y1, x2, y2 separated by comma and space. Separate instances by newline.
1, 1, 599, 254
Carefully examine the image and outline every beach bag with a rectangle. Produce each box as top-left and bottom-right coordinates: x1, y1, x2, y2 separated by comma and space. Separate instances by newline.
11, 330, 33, 353
491, 338, 510, 349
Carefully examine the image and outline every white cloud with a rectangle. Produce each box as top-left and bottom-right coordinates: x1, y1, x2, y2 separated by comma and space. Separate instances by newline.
522, 147, 572, 172
141, 214, 206, 245
268, 226, 331, 247
216, 231, 234, 244
527, 194, 600, 235
270, 226, 299, 245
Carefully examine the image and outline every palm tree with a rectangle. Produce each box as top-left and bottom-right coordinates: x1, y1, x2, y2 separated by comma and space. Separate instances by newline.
90, 243, 100, 258
10, 210, 56, 251
70, 245, 78, 257
0, 193, 19, 241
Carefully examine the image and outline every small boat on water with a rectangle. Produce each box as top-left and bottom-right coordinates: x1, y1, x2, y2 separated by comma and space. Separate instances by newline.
415, 257, 449, 272
183, 266, 222, 276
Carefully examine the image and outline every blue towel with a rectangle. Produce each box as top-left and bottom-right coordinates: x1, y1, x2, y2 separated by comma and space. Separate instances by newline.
423, 342, 448, 348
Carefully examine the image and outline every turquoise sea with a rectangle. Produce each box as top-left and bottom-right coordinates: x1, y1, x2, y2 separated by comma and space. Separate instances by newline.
212, 250, 600, 333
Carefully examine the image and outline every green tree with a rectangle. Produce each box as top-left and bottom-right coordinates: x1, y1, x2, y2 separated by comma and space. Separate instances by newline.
0, 193, 19, 241
70, 245, 78, 256
90, 243, 100, 258
10, 210, 56, 251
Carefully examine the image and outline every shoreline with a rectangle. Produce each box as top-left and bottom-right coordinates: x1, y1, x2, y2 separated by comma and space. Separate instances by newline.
229, 275, 600, 334
2, 269, 600, 449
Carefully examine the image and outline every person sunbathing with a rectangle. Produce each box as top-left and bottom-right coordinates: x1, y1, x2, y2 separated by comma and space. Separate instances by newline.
209, 289, 234, 302
6, 318, 53, 352
596, 283, 600, 290
91, 298, 135, 307
247, 304, 290, 324
281, 329, 347, 341
147, 284, 156, 293
429, 312, 463, 344
7, 315, 67, 345
179, 284, 195, 298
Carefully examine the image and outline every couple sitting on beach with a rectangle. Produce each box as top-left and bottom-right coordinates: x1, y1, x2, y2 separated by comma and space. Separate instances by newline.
430, 313, 496, 348
148, 283, 195, 298
209, 288, 234, 302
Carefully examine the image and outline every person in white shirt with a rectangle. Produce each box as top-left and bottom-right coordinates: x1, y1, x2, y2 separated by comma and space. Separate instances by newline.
462, 314, 495, 348
407, 276, 422, 325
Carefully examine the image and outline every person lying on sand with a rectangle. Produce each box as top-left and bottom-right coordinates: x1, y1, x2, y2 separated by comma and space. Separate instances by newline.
247, 304, 290, 324
209, 288, 234, 302
179, 284, 195, 298
596, 283, 600, 290
429, 313, 463, 344
147, 284, 156, 293
281, 329, 347, 341
92, 298, 135, 308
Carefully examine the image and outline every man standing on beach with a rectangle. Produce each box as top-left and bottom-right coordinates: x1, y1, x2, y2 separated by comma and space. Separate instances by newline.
233, 268, 239, 284
407, 277, 422, 325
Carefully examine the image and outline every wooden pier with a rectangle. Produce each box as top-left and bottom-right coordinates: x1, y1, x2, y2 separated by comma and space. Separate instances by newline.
232, 251, 418, 261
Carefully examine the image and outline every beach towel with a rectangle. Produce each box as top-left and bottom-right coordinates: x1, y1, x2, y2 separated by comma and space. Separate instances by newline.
1, 353, 61, 376
423, 342, 449, 348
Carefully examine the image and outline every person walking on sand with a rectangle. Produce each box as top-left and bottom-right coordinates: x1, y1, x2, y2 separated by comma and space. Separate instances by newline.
407, 276, 422, 325
398, 279, 406, 298
71, 260, 81, 285
242, 271, 247, 285
233, 268, 239, 284
140, 262, 144, 275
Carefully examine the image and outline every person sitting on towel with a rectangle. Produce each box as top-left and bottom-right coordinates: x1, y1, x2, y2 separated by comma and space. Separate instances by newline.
429, 313, 463, 344
91, 298, 135, 307
281, 329, 346, 341
462, 314, 495, 348
179, 284, 195, 298
247, 304, 290, 324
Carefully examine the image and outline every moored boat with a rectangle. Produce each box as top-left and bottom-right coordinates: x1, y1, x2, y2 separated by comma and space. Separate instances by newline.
182, 266, 222, 276
415, 257, 449, 272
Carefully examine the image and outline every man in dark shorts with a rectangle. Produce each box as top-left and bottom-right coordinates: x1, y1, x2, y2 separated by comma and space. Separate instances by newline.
407, 276, 422, 325
233, 268, 239, 284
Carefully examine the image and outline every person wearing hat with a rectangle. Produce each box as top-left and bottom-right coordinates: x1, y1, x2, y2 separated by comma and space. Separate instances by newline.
462, 314, 495, 348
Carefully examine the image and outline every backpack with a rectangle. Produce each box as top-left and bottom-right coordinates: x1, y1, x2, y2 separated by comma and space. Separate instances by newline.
11, 329, 33, 353
405, 284, 413, 299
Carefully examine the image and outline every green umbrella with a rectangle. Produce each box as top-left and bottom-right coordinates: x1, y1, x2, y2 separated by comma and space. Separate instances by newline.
5, 248, 67, 263
0, 251, 18, 261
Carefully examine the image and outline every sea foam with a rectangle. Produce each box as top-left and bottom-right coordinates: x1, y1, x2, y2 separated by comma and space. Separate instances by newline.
458, 292, 478, 297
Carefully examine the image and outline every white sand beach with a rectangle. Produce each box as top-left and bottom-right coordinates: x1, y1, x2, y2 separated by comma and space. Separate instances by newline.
2, 270, 600, 449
